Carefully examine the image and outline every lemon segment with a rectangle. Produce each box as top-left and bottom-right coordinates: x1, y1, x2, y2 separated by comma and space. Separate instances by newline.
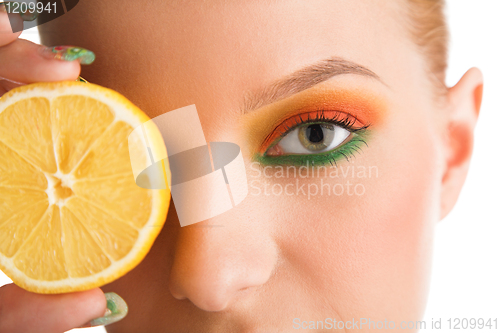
0, 97, 56, 173
0, 141, 48, 189
51, 95, 115, 174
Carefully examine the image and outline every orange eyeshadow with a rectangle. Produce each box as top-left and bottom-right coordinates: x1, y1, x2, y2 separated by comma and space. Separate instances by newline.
281, 89, 388, 126
241, 86, 389, 156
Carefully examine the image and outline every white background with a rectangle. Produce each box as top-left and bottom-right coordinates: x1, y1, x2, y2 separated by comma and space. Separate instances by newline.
420, 1, 500, 331
1, 1, 499, 332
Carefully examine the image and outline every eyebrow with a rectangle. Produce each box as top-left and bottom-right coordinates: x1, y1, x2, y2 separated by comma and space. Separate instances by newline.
241, 57, 383, 114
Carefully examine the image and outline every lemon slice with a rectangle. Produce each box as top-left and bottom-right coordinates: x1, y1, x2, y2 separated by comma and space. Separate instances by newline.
0, 82, 170, 293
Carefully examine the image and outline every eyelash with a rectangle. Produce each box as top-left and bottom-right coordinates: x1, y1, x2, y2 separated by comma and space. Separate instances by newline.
256, 109, 371, 167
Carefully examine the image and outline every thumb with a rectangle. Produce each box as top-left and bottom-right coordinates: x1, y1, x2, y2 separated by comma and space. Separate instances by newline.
0, 284, 107, 333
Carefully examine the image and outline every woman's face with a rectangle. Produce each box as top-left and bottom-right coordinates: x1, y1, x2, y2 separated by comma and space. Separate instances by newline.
42, 0, 449, 331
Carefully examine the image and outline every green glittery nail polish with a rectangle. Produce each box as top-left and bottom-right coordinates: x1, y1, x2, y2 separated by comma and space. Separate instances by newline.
76, 76, 89, 83
89, 292, 128, 327
39, 45, 96, 65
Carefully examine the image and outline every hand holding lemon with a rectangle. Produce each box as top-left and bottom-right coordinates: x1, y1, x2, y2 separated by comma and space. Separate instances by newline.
0, 6, 170, 332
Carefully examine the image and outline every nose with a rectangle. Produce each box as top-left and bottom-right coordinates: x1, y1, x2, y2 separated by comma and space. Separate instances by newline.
168, 206, 278, 312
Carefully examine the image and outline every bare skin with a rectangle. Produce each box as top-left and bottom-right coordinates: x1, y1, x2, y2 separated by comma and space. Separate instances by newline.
0, 0, 482, 332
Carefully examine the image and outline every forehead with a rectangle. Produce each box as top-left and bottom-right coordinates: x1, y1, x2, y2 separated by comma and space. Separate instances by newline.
109, 0, 424, 117
157, 1, 408, 76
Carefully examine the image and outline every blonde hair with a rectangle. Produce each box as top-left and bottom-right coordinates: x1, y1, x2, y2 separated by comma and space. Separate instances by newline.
404, 0, 449, 94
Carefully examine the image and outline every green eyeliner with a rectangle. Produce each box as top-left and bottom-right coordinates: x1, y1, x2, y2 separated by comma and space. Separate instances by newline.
254, 129, 370, 167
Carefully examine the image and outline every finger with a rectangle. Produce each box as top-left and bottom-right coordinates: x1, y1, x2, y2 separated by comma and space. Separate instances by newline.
0, 3, 23, 45
0, 77, 25, 96
0, 284, 107, 333
0, 39, 89, 83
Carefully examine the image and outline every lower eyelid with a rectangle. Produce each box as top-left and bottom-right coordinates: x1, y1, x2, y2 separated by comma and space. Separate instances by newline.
255, 129, 369, 167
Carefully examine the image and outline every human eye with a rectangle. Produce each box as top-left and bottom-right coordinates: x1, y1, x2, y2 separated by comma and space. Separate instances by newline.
255, 110, 370, 167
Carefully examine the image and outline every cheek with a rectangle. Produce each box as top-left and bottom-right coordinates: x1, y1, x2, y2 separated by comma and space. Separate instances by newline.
262, 118, 441, 322
349, 152, 439, 321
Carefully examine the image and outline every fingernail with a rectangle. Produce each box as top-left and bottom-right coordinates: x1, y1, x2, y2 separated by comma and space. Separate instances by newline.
39, 45, 96, 65
87, 292, 128, 327
77, 76, 89, 83
0, 2, 38, 21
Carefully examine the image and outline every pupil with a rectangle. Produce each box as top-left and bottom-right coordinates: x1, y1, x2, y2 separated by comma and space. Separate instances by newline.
306, 124, 324, 143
